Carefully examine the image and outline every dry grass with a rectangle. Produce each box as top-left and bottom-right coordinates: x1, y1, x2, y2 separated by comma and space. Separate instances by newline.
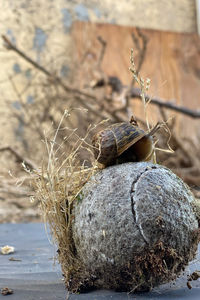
129, 49, 173, 163
33, 109, 107, 288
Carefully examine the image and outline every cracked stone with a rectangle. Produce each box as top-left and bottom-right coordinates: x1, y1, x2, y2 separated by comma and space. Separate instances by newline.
72, 162, 199, 292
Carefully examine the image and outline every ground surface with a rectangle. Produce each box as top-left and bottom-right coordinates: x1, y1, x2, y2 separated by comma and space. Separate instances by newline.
0, 223, 200, 299
0, 195, 41, 223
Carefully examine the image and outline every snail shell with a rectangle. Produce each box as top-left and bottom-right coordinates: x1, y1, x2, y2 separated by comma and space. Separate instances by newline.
92, 122, 155, 166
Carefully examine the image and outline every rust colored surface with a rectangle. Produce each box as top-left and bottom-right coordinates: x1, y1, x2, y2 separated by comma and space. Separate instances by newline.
72, 22, 200, 137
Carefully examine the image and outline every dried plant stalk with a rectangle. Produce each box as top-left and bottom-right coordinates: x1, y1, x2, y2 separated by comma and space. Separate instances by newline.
33, 109, 101, 286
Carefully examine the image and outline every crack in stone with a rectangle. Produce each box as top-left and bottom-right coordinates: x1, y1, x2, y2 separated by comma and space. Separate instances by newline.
130, 167, 156, 245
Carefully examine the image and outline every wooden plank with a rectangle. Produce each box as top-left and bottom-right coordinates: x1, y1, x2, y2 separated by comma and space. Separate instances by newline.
71, 21, 200, 138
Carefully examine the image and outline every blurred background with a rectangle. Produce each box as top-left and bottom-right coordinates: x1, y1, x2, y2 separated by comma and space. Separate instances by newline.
0, 0, 200, 223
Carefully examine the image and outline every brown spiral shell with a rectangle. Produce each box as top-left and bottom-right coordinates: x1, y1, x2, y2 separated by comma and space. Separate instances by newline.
92, 122, 154, 166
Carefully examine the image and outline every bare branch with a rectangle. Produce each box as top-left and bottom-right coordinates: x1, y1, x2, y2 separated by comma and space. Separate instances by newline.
97, 36, 107, 69
0, 146, 38, 170
94, 76, 200, 119
2, 35, 96, 101
129, 87, 200, 118
131, 28, 148, 75
2, 35, 51, 77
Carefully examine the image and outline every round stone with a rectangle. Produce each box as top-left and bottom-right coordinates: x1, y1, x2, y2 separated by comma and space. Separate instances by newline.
72, 162, 199, 292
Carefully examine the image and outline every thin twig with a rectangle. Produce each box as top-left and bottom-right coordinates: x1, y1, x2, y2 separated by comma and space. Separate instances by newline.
97, 36, 107, 69
2, 35, 96, 101
129, 87, 200, 118
2, 35, 51, 77
0, 146, 38, 170
95, 76, 200, 119
131, 28, 148, 75
3, 35, 125, 123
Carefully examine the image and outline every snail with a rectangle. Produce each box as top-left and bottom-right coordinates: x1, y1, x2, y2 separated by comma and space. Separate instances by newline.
92, 118, 160, 166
